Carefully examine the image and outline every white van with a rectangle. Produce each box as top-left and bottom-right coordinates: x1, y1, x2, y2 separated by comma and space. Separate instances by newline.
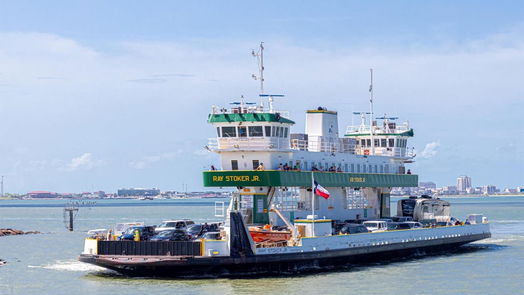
363, 221, 388, 232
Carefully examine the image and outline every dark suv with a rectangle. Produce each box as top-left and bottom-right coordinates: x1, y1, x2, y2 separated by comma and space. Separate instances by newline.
118, 226, 156, 241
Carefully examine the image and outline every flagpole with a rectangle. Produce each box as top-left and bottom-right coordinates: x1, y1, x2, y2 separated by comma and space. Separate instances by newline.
311, 172, 315, 236
369, 68, 375, 155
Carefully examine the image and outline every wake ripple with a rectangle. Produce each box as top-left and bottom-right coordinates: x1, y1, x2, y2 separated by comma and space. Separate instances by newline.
29, 260, 105, 272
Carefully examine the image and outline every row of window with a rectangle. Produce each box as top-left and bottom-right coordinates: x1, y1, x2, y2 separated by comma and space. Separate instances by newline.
217, 126, 289, 138
358, 138, 408, 148
230, 159, 392, 174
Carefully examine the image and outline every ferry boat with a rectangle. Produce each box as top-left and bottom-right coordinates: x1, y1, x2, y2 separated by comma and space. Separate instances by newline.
79, 43, 490, 277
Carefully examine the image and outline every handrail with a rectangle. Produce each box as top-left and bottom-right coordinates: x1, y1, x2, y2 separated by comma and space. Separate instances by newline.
208, 137, 355, 153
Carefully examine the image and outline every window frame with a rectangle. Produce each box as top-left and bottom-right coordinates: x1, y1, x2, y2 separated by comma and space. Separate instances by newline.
248, 126, 264, 137
264, 126, 271, 137
221, 126, 237, 137
238, 126, 247, 138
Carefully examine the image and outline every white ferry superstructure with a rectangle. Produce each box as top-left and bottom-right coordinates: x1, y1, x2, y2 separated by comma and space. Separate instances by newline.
79, 44, 490, 277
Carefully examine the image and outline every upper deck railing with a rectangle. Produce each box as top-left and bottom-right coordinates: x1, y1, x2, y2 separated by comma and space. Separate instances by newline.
208, 137, 355, 153
345, 121, 411, 136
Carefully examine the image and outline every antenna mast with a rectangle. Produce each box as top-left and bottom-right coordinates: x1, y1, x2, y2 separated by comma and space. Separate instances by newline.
252, 42, 265, 94
1, 176, 4, 197
369, 68, 375, 155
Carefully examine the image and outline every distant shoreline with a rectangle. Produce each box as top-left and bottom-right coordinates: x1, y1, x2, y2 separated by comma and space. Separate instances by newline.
391, 194, 524, 198
0, 196, 229, 201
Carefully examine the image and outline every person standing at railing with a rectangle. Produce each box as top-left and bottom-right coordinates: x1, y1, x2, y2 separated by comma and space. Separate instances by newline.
277, 163, 283, 170
256, 163, 265, 171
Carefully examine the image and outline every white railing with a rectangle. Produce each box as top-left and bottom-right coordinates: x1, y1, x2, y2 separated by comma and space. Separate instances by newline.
208, 137, 355, 153
208, 137, 290, 151
345, 122, 411, 135
354, 146, 415, 158
292, 139, 354, 153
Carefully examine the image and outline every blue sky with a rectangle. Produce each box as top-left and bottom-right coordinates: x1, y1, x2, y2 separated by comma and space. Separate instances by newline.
0, 1, 523, 193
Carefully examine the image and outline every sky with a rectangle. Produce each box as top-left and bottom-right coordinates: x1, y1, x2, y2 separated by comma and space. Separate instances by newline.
0, 1, 523, 193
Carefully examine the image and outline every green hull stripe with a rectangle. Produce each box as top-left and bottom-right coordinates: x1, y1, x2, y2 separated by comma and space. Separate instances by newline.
203, 170, 418, 187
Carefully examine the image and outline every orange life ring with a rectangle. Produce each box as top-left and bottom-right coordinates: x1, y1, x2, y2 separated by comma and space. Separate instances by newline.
364, 149, 370, 155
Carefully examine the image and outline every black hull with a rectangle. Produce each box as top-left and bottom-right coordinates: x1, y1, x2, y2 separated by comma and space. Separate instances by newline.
79, 232, 490, 278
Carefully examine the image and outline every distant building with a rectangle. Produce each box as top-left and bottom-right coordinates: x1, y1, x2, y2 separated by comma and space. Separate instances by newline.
442, 186, 458, 195
482, 185, 497, 195
419, 182, 436, 189
27, 191, 57, 198
457, 176, 472, 193
117, 188, 160, 197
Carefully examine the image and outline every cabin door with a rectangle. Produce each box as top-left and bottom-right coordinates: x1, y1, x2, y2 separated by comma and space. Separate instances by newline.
253, 195, 269, 224
379, 192, 391, 218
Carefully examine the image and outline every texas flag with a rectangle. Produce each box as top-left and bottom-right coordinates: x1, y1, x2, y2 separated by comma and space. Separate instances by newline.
314, 181, 330, 199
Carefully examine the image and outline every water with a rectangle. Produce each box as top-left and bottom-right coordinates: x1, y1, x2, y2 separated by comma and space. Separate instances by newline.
1, 197, 523, 295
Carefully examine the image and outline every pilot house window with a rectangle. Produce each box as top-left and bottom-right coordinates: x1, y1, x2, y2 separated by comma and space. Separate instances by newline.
222, 127, 236, 137
265, 126, 271, 137
248, 126, 263, 137
238, 126, 247, 137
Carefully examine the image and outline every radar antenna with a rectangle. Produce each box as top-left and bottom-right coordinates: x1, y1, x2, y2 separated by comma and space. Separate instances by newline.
251, 42, 265, 94
252, 43, 285, 113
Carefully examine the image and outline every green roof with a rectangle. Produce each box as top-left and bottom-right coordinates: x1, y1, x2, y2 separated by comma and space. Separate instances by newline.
208, 113, 295, 124
203, 170, 418, 187
345, 129, 414, 137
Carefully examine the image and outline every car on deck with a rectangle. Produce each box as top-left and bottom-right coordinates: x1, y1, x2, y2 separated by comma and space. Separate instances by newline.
155, 219, 195, 232
118, 226, 156, 241
150, 230, 190, 241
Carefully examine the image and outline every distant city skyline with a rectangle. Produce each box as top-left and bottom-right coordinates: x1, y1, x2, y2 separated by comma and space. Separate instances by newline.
0, 1, 523, 193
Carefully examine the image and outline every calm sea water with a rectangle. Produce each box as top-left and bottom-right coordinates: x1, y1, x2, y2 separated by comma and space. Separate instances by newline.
1, 197, 523, 295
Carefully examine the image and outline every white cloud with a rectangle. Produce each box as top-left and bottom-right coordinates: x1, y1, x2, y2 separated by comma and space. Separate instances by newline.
420, 142, 441, 159
66, 153, 105, 171
129, 151, 182, 169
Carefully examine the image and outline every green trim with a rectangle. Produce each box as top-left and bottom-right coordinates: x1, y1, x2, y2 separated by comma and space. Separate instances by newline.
208, 113, 295, 124
344, 129, 414, 137
203, 170, 418, 188
294, 219, 332, 223
306, 110, 337, 115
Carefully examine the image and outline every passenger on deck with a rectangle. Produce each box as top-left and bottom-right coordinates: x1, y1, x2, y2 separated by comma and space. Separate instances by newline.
407, 169, 412, 174
283, 163, 289, 171
210, 165, 216, 171
277, 163, 283, 170
312, 165, 319, 171
256, 163, 265, 170
337, 167, 342, 172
